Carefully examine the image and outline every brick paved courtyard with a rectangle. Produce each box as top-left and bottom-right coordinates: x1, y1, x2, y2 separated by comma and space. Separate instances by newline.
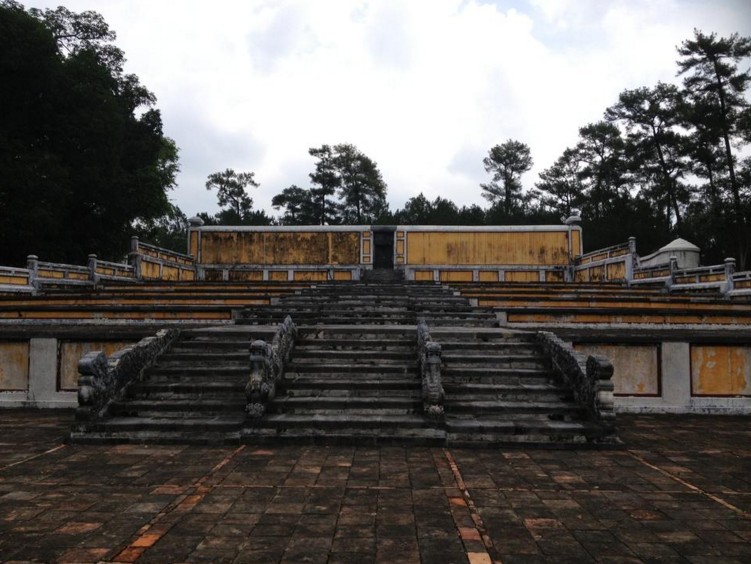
0, 411, 749, 563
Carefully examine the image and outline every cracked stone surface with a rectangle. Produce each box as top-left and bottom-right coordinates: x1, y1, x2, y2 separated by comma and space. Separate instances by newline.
0, 409, 749, 562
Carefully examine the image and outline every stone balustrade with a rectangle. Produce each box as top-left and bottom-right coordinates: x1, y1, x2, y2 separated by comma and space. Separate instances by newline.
537, 331, 615, 432
73, 328, 180, 431
246, 315, 297, 418
417, 318, 445, 420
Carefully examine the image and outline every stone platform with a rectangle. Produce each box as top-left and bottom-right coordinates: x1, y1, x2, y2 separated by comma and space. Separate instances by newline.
0, 410, 749, 562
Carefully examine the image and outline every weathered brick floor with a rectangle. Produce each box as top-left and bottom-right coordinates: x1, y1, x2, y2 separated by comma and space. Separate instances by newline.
0, 411, 749, 563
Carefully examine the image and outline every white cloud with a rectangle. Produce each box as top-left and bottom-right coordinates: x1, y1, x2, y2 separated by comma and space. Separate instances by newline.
21, 0, 751, 217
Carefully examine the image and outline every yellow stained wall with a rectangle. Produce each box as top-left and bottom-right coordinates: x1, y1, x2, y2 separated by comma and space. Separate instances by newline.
576, 344, 660, 396
0, 342, 30, 391
405, 231, 573, 266
199, 231, 361, 266
691, 345, 751, 396
0, 275, 29, 285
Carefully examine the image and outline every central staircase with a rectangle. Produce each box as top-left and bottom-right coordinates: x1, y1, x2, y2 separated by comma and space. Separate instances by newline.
70, 276, 617, 447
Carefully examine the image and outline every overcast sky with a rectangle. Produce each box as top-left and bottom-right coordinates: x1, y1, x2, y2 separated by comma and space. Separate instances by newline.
24, 0, 751, 219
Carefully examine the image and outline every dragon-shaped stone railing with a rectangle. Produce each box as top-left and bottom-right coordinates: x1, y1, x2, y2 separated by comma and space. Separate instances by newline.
537, 331, 616, 434
246, 315, 297, 418
74, 328, 180, 432
417, 318, 445, 420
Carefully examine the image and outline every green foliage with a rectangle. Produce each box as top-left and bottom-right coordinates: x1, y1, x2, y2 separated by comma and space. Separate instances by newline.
274, 143, 389, 225
271, 185, 317, 225
480, 140, 533, 215
134, 203, 189, 254
0, 2, 178, 264
205, 168, 259, 224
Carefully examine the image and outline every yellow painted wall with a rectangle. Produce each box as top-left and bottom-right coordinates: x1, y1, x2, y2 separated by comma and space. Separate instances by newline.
607, 262, 626, 280
0, 342, 29, 391
293, 271, 328, 282
198, 231, 362, 266
405, 231, 572, 266
0, 275, 29, 285
571, 229, 581, 257
229, 271, 264, 281
414, 271, 434, 281
269, 271, 289, 281
691, 345, 751, 396
506, 271, 539, 282
440, 271, 473, 282
576, 344, 659, 396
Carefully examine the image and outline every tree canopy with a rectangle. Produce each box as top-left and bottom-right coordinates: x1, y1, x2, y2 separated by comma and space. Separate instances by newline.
273, 143, 389, 225
0, 1, 179, 264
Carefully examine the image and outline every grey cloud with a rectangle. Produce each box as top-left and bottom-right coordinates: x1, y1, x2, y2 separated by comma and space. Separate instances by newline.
247, 4, 317, 73
365, 5, 414, 70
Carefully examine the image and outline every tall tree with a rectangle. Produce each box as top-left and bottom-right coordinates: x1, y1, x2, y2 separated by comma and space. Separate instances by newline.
333, 143, 388, 224
205, 169, 258, 224
574, 122, 627, 221
677, 30, 751, 267
480, 140, 533, 215
308, 145, 340, 225
605, 83, 690, 232
534, 147, 584, 217
271, 184, 317, 225
0, 2, 178, 264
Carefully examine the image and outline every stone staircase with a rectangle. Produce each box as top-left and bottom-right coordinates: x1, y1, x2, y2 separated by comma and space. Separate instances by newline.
69, 327, 270, 444
244, 326, 444, 445
236, 281, 498, 327
433, 328, 610, 446
69, 276, 617, 447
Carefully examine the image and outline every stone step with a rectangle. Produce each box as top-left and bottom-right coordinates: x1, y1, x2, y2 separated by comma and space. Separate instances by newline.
241, 426, 445, 446
440, 341, 540, 352
444, 417, 613, 447
443, 382, 565, 400
255, 413, 432, 430
294, 339, 412, 351
285, 388, 422, 398
239, 316, 416, 325
150, 366, 247, 376
271, 396, 421, 411
93, 414, 246, 433
124, 390, 246, 401
171, 342, 249, 352
286, 363, 417, 375
70, 430, 243, 446
283, 378, 420, 390
109, 399, 246, 414
444, 399, 582, 415
129, 381, 245, 394
156, 354, 248, 366
442, 352, 544, 361
291, 350, 414, 361
442, 366, 548, 377
442, 357, 548, 370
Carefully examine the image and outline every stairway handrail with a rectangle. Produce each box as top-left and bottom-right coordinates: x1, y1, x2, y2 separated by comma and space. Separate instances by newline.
246, 315, 297, 418
73, 328, 180, 431
536, 331, 615, 427
417, 318, 445, 420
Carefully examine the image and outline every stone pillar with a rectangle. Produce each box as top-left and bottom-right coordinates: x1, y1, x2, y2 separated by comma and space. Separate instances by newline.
660, 342, 691, 409
88, 254, 98, 284
723, 257, 736, 295
626, 237, 637, 284
27, 255, 39, 290
667, 255, 678, 291
28, 338, 73, 407
129, 236, 141, 280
